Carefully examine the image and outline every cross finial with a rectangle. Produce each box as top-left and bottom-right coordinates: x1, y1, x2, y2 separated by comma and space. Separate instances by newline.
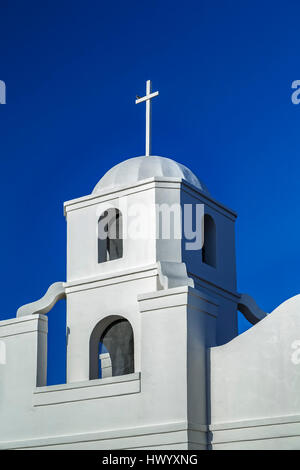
135, 80, 159, 156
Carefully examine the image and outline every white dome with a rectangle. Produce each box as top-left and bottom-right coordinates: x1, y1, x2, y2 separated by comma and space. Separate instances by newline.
92, 156, 209, 194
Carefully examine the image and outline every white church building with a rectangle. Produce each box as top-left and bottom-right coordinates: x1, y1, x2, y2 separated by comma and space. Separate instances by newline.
1, 82, 300, 450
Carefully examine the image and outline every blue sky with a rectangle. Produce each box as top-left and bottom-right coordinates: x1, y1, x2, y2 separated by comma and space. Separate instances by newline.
1, 0, 300, 384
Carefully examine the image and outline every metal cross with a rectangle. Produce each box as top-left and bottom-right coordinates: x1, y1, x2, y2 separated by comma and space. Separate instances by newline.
135, 80, 159, 156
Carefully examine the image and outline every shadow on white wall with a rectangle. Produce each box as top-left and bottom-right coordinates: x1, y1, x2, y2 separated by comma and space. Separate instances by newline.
0, 340, 6, 365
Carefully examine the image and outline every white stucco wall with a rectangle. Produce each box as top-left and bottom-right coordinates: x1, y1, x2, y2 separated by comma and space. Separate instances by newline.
3, 171, 297, 450
210, 294, 300, 449
0, 287, 215, 450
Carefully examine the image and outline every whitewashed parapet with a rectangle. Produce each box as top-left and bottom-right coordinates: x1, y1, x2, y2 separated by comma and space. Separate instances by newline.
17, 282, 65, 317
238, 293, 268, 325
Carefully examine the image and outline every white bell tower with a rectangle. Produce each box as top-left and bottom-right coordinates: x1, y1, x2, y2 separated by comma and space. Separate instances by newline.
2, 80, 300, 450
0, 81, 239, 450
61, 141, 239, 448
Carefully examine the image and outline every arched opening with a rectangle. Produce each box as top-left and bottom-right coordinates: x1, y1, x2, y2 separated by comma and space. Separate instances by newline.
98, 208, 123, 263
89, 316, 134, 380
202, 214, 216, 267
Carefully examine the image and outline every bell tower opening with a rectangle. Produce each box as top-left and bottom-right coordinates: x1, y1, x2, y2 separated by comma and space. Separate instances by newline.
89, 316, 134, 380
98, 208, 123, 263
202, 214, 216, 268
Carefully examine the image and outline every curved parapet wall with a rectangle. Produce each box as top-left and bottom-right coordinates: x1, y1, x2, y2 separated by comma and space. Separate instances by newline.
238, 293, 268, 325
17, 282, 65, 317
210, 293, 300, 449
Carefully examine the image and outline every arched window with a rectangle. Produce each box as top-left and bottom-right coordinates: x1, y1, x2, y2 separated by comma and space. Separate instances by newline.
89, 316, 134, 380
98, 208, 123, 263
202, 214, 216, 267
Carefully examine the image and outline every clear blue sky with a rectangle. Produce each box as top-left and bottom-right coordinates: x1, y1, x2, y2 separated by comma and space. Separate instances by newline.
1, 0, 300, 384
